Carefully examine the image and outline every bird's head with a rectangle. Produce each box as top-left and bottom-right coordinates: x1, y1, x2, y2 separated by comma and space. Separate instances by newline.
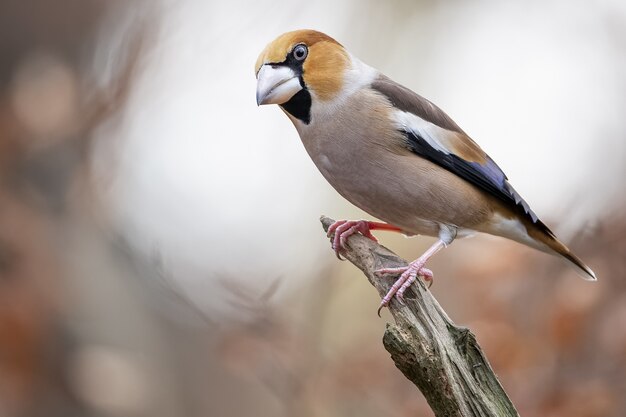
255, 30, 350, 123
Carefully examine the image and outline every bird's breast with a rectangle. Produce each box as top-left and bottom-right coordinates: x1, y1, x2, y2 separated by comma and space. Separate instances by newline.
293, 89, 494, 236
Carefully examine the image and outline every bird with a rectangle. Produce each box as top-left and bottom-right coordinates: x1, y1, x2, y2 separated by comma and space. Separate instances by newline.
254, 29, 596, 313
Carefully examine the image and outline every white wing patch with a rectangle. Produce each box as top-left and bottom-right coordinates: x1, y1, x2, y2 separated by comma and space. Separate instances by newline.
392, 110, 452, 155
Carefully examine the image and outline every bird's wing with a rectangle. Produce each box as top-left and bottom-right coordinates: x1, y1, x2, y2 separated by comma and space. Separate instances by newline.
371, 75, 540, 224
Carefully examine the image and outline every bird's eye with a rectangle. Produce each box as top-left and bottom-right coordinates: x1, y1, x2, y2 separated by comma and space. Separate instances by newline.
292, 44, 308, 61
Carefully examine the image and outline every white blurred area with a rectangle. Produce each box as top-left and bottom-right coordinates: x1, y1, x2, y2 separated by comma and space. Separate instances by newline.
92, 0, 626, 316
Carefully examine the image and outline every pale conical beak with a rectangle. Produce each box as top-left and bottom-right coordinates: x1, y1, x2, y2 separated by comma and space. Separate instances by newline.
256, 64, 302, 106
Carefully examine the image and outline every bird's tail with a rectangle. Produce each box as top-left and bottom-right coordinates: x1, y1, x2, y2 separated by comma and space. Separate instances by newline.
526, 220, 596, 281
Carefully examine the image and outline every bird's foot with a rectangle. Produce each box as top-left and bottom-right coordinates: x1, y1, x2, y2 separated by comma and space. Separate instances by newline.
375, 262, 434, 316
327, 220, 379, 259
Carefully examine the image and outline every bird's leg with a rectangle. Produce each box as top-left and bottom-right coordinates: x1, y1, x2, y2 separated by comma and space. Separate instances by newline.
327, 220, 402, 259
375, 239, 447, 316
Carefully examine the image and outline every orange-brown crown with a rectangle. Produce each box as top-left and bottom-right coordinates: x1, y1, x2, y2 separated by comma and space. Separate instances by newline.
255, 30, 350, 101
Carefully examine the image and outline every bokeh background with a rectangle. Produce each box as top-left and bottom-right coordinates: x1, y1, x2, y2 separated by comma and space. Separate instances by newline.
1, 0, 625, 416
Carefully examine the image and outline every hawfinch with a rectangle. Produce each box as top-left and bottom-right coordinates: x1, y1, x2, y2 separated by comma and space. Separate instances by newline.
255, 30, 596, 312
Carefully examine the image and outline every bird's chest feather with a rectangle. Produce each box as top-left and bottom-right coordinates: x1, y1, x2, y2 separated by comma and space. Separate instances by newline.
288, 90, 493, 234
297, 104, 395, 198
293, 97, 437, 229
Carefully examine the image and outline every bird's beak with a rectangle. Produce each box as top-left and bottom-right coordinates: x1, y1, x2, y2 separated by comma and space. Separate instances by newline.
256, 64, 302, 106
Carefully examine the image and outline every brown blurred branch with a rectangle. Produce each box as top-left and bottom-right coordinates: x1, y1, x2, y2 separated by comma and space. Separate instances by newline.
320, 215, 519, 417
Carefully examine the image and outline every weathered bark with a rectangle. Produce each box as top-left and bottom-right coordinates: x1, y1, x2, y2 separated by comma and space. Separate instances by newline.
320, 216, 519, 417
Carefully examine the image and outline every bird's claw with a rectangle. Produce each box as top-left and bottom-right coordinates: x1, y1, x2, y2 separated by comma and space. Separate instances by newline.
377, 303, 385, 317
375, 266, 409, 276
327, 220, 379, 259
331, 244, 345, 260
375, 263, 434, 316
327, 221, 436, 316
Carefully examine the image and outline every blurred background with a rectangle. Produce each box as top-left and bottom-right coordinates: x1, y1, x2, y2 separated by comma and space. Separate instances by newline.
0, 0, 625, 416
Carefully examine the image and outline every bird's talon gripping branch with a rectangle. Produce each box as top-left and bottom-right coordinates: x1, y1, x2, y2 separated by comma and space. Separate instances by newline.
376, 261, 435, 315
333, 247, 345, 260
374, 266, 409, 276
397, 267, 433, 298
327, 220, 389, 258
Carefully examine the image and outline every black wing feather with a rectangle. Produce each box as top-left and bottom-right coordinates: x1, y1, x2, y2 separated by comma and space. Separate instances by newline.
372, 73, 546, 228
403, 130, 540, 224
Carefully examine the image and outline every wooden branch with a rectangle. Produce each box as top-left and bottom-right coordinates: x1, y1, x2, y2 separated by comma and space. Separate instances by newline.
320, 216, 519, 417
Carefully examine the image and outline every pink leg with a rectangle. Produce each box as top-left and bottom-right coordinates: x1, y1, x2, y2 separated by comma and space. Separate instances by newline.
327, 220, 402, 259
375, 239, 446, 316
